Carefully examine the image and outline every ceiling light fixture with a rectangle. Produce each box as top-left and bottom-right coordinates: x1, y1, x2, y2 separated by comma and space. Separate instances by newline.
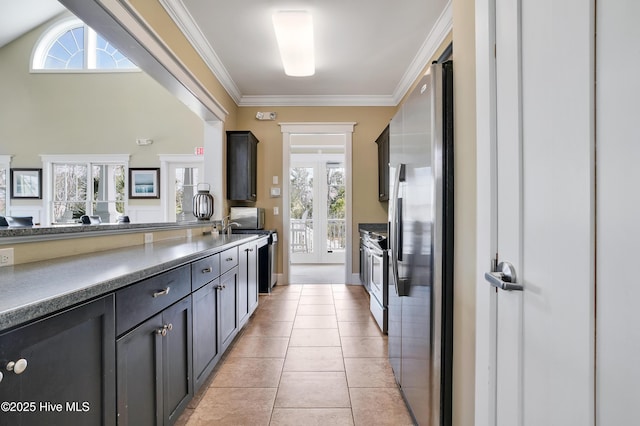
272, 10, 315, 77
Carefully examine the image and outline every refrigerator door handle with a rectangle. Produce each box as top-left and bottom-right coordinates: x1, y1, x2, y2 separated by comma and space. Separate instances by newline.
484, 261, 523, 291
390, 164, 405, 296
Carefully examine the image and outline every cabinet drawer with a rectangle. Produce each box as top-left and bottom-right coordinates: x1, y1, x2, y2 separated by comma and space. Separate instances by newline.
192, 253, 220, 291
220, 247, 238, 275
116, 265, 190, 335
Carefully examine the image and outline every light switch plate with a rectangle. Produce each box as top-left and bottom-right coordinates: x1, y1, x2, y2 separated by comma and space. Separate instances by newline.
273, 207, 279, 215
270, 187, 281, 197
273, 176, 279, 185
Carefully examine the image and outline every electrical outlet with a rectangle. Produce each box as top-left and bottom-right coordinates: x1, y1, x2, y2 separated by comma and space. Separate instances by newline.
273, 207, 279, 215
144, 233, 153, 244
0, 248, 14, 267
186, 229, 193, 238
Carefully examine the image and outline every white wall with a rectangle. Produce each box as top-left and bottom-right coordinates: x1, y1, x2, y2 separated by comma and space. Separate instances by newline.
596, 1, 640, 423
452, 0, 478, 424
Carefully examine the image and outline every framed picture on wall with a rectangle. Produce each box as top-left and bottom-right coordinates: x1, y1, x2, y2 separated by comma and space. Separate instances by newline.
129, 168, 160, 199
11, 168, 42, 199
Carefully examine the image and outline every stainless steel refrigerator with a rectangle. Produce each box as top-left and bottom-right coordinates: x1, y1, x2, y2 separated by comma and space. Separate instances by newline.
388, 60, 454, 426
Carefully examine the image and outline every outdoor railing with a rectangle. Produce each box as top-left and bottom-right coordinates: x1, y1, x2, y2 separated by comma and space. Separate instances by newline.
290, 218, 346, 253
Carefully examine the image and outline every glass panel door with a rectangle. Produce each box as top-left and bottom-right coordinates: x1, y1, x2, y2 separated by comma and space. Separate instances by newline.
325, 162, 346, 263
290, 165, 315, 263
290, 159, 345, 264
169, 165, 201, 222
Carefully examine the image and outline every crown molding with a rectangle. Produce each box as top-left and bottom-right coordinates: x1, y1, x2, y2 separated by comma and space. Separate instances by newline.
159, 0, 452, 107
392, 0, 453, 105
159, 0, 242, 104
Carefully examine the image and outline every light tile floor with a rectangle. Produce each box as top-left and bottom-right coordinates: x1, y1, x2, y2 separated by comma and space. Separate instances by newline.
177, 284, 414, 426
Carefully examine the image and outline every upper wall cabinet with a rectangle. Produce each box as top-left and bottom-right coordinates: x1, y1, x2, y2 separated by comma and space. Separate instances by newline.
226, 131, 259, 202
375, 125, 390, 201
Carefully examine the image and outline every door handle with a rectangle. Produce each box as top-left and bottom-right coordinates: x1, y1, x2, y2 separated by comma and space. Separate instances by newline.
484, 261, 523, 291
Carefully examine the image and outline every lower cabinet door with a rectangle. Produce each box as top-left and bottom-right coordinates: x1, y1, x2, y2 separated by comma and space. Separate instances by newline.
249, 239, 264, 314
219, 267, 238, 351
162, 297, 192, 424
192, 280, 219, 392
238, 243, 251, 326
116, 296, 192, 426
117, 312, 163, 426
0, 295, 115, 426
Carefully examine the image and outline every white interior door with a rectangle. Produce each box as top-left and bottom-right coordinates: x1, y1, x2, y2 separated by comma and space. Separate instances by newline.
478, 0, 595, 425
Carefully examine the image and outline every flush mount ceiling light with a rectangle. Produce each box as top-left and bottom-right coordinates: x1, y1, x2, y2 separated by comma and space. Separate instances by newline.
272, 10, 315, 77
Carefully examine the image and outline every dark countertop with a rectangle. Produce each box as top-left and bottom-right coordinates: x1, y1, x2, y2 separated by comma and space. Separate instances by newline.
0, 233, 261, 332
359, 223, 387, 234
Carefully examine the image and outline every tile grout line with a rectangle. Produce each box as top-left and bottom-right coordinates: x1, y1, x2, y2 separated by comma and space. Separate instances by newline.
268, 285, 300, 425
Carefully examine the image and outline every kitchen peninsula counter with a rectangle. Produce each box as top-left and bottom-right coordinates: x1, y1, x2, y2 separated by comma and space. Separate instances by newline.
0, 233, 258, 332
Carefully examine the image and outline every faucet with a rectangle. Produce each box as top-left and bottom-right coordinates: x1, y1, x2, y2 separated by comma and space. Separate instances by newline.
221, 216, 240, 236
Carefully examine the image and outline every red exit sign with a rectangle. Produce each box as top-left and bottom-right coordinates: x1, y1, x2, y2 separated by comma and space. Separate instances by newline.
195, 147, 204, 155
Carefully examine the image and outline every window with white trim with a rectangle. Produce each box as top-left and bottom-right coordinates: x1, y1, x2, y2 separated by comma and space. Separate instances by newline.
0, 156, 11, 217
32, 17, 138, 71
42, 155, 129, 224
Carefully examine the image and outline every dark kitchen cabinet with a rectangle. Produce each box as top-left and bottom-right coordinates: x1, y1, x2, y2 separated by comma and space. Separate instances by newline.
227, 130, 259, 201
0, 295, 115, 426
375, 125, 390, 201
192, 247, 242, 393
238, 238, 265, 328
219, 267, 239, 351
116, 265, 193, 426
250, 238, 267, 313
192, 279, 220, 392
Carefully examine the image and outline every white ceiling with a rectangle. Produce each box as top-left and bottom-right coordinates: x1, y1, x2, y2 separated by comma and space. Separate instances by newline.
1, 0, 451, 107
0, 0, 65, 48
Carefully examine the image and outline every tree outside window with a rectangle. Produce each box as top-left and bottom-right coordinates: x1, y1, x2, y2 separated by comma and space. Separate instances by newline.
53, 162, 125, 223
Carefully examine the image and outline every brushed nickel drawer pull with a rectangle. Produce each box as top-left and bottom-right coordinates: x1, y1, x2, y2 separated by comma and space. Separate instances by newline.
202, 267, 212, 273
225, 257, 233, 262
152, 287, 171, 298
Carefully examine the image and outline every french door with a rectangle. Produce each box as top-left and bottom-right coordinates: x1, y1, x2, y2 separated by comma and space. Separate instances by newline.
289, 156, 346, 264
160, 156, 203, 223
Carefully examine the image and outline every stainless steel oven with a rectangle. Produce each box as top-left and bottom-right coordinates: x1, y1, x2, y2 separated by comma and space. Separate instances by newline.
369, 246, 387, 306
364, 232, 388, 333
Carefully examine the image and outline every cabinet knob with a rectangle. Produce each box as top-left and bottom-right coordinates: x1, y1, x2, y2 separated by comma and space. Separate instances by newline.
225, 257, 233, 262
6, 359, 28, 375
152, 287, 171, 298
202, 267, 212, 273
156, 324, 173, 336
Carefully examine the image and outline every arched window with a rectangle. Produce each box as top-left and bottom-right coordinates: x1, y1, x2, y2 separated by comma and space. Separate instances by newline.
32, 17, 137, 71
